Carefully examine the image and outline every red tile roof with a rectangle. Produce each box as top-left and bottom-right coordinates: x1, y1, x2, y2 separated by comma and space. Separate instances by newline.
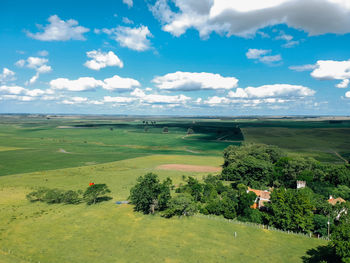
328, 196, 346, 205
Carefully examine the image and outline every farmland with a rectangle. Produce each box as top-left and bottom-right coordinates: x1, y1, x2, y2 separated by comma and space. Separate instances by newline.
0, 154, 325, 263
1, 114, 349, 262
0, 115, 349, 176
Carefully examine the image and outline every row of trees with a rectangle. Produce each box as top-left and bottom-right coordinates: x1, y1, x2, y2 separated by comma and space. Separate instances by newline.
129, 171, 348, 235
27, 184, 111, 205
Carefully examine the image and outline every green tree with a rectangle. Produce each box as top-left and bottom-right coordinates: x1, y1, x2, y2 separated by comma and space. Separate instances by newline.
265, 188, 314, 233
221, 144, 280, 186
158, 177, 173, 211
187, 176, 203, 202
129, 173, 172, 214
331, 214, 350, 262
83, 184, 111, 205
237, 191, 256, 217
274, 157, 321, 188
162, 194, 198, 218
324, 164, 350, 187
313, 214, 329, 237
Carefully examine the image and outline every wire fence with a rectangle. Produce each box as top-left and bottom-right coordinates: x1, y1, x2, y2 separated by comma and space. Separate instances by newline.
194, 214, 329, 240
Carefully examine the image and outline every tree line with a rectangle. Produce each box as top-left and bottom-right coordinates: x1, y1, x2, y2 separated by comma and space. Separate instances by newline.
27, 183, 111, 205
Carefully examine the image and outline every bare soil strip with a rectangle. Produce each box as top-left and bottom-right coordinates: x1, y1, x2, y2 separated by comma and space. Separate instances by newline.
156, 164, 221, 173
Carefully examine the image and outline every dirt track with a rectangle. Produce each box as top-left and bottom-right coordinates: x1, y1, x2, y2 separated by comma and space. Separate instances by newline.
156, 164, 221, 173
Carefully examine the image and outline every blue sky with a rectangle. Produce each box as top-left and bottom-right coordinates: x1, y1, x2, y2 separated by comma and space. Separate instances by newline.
1, 0, 350, 115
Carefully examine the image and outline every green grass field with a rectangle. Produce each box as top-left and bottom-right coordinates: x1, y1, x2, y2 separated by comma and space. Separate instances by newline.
2, 115, 349, 262
0, 155, 325, 263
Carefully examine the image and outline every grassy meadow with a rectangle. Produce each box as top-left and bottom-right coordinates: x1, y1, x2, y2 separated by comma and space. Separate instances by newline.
2, 115, 350, 262
0, 155, 325, 263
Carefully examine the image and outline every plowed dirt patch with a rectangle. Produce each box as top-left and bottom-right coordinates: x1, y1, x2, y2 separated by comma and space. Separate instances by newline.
156, 164, 221, 173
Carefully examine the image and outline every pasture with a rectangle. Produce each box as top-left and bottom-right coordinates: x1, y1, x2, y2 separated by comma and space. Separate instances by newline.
0, 155, 325, 263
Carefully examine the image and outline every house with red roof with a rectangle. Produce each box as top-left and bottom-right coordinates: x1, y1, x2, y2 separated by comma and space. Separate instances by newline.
247, 187, 271, 209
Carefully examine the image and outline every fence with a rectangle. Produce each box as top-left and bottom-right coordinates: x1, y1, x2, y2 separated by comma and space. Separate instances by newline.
194, 214, 329, 241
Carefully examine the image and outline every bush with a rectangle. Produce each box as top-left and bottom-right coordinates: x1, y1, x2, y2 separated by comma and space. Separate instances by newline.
27, 188, 82, 205
26, 188, 49, 202
62, 190, 81, 204
42, 189, 65, 204
162, 194, 198, 218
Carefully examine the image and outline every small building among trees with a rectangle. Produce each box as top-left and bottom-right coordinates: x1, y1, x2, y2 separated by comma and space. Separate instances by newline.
247, 187, 271, 209
297, 180, 306, 189
328, 195, 346, 205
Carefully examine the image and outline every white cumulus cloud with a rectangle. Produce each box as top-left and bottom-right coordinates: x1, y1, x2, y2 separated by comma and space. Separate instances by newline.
0, 68, 16, 83
289, 64, 317, 72
103, 96, 136, 103
62, 97, 88, 104
103, 75, 141, 91
246, 49, 282, 64
26, 15, 89, 41
130, 88, 190, 104
50, 77, 104, 92
152, 71, 238, 91
122, 17, 134, 24
49, 75, 140, 92
0, 85, 26, 95
15, 57, 52, 85
0, 85, 55, 102
310, 59, 350, 88
84, 50, 123, 70
337, 79, 350, 89
151, 0, 350, 38
122, 0, 133, 8
228, 84, 315, 98
102, 25, 152, 51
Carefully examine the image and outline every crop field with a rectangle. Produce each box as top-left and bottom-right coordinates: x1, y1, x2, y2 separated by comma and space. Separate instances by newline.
1, 115, 349, 262
1, 115, 349, 176
239, 119, 350, 163
0, 116, 241, 176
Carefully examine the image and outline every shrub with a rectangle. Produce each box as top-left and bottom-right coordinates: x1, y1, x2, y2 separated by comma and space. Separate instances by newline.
62, 190, 81, 204
42, 189, 64, 204
27, 188, 82, 205
26, 188, 50, 202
